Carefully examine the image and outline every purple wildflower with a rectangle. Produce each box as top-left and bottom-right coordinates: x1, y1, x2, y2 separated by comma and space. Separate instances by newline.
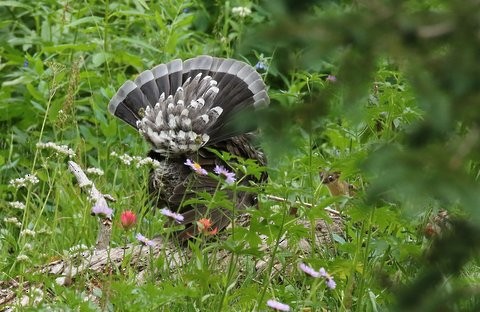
23, 60, 29, 68
326, 74, 337, 82
318, 267, 336, 289
91, 200, 113, 219
326, 276, 336, 289
299, 265, 336, 289
213, 165, 236, 184
318, 267, 327, 277
184, 159, 208, 175
136, 233, 155, 247
267, 299, 290, 311
160, 208, 185, 223
299, 263, 320, 278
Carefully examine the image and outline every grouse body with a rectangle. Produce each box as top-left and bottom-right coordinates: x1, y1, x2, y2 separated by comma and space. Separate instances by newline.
108, 55, 269, 239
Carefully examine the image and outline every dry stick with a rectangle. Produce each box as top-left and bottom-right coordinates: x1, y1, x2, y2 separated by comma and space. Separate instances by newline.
68, 161, 112, 250
265, 194, 341, 216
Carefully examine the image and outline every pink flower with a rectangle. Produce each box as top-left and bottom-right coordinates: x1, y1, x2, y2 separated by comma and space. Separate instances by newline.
120, 210, 137, 230
160, 208, 184, 223
267, 299, 290, 311
136, 233, 155, 247
213, 165, 236, 184
184, 159, 207, 175
91, 200, 113, 219
299, 263, 320, 278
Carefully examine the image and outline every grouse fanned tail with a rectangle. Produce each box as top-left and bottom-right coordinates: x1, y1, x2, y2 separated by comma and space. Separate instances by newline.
108, 55, 269, 240
109, 55, 269, 154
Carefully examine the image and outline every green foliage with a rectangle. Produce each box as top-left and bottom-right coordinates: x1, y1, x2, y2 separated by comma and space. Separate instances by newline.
1, 0, 479, 311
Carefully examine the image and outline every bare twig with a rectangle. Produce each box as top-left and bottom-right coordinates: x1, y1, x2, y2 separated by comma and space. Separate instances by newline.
265, 194, 341, 216
67, 161, 113, 250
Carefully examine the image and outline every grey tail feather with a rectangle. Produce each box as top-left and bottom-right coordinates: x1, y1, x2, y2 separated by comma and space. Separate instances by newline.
108, 55, 269, 151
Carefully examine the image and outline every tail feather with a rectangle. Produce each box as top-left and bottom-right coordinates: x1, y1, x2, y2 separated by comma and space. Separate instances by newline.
109, 55, 269, 154
134, 70, 159, 106
108, 80, 148, 128
182, 55, 214, 78
166, 59, 183, 95
152, 64, 170, 97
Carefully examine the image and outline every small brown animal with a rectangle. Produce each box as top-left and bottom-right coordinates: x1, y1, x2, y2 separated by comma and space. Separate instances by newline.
319, 171, 355, 196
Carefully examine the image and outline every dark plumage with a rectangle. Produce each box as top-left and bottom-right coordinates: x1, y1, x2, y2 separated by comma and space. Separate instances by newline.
108, 55, 269, 240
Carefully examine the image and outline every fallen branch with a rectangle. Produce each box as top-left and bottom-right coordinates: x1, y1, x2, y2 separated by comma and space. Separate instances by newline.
68, 161, 113, 249
265, 194, 341, 216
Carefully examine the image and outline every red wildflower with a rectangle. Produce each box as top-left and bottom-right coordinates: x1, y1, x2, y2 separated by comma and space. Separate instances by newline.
120, 210, 137, 231
196, 218, 218, 236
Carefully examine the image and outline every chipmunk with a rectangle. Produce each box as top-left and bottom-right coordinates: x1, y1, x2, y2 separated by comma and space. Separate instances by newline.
319, 171, 355, 197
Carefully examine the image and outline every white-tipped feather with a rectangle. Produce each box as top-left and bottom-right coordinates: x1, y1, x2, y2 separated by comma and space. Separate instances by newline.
248, 79, 267, 95
235, 65, 254, 82
216, 59, 236, 73
242, 71, 261, 87
168, 114, 176, 129
166, 101, 175, 114
188, 100, 200, 110
167, 59, 183, 73
158, 92, 165, 103
134, 70, 155, 86
108, 80, 137, 114
198, 115, 209, 124
203, 86, 219, 103
226, 61, 247, 75
152, 64, 168, 78
183, 55, 213, 73
253, 91, 270, 107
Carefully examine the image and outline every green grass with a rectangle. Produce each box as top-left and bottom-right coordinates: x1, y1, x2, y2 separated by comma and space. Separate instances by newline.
1, 0, 480, 311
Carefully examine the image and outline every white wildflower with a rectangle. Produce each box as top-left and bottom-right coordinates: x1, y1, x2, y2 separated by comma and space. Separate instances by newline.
37, 227, 52, 235
24, 243, 33, 251
118, 153, 133, 165
86, 167, 104, 176
68, 244, 90, 254
36, 141, 76, 158
9, 173, 39, 188
232, 6, 252, 17
111, 151, 160, 168
9, 201, 26, 210
4, 217, 22, 227
31, 287, 43, 297
16, 254, 30, 262
136, 157, 161, 168
4, 216, 19, 223
27, 287, 44, 306
20, 229, 36, 237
